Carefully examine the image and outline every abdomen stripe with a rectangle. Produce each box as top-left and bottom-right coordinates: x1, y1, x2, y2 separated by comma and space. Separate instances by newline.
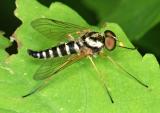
27, 41, 82, 59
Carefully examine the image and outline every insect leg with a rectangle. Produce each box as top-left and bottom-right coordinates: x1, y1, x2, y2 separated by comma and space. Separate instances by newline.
66, 34, 75, 41
88, 56, 114, 103
22, 59, 71, 98
22, 54, 86, 98
22, 59, 72, 98
106, 55, 148, 88
22, 80, 50, 98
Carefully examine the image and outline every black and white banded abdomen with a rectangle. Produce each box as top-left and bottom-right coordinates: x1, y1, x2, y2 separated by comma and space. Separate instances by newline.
28, 41, 83, 59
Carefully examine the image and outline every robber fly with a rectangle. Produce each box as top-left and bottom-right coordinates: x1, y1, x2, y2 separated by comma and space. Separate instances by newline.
22, 18, 148, 103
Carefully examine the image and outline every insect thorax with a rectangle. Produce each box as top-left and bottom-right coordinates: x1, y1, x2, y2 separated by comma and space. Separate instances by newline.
81, 32, 104, 53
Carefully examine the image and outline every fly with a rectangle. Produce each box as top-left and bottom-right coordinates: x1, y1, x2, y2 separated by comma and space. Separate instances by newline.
22, 18, 148, 103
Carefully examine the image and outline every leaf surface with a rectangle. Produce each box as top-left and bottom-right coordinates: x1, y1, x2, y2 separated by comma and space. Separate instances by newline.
0, 1, 159, 113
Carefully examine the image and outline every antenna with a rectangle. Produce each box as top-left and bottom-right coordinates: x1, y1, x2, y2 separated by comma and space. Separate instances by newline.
117, 41, 137, 50
117, 45, 136, 50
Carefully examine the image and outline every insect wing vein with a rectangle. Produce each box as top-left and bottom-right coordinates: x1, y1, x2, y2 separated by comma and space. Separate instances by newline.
31, 18, 89, 42
33, 54, 86, 80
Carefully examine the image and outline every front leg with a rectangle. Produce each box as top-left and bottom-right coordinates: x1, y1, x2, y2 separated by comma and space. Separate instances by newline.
98, 50, 105, 58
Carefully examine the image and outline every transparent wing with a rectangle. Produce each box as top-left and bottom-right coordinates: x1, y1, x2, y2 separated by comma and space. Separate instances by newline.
31, 18, 90, 42
33, 53, 87, 80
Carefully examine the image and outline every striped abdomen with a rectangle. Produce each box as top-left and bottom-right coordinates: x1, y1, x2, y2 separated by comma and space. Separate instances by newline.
28, 41, 83, 59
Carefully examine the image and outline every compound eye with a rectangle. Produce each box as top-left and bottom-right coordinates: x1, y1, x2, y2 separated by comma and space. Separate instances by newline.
105, 37, 116, 51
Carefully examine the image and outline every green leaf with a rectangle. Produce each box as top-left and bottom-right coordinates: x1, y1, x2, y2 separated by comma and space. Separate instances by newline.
0, 32, 11, 49
0, 108, 18, 113
0, 1, 159, 113
0, 33, 11, 60
83, 0, 160, 41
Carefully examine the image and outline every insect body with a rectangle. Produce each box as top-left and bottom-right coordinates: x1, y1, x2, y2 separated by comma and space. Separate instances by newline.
23, 18, 148, 103
28, 31, 115, 59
